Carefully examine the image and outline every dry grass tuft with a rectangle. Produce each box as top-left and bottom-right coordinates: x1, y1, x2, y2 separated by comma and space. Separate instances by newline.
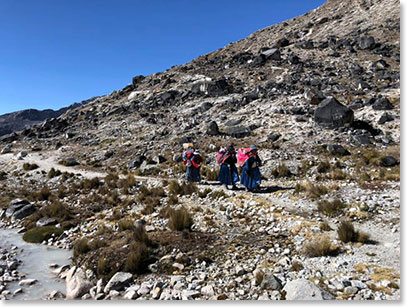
317, 199, 346, 217
302, 235, 338, 257
337, 221, 370, 243
168, 207, 193, 231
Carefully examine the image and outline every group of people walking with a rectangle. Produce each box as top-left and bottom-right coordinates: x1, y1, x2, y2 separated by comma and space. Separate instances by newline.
182, 144, 262, 192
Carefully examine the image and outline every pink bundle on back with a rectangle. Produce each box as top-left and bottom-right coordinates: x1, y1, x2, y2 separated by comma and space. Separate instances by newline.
237, 148, 251, 167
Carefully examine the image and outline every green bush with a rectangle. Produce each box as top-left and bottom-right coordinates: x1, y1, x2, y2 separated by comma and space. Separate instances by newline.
23, 163, 39, 171
22, 226, 63, 243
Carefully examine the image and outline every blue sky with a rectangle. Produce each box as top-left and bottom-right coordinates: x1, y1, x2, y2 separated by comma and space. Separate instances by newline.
0, 0, 326, 115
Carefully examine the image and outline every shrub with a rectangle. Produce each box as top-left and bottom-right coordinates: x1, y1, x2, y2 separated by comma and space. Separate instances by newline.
319, 221, 332, 231
48, 168, 62, 178
22, 226, 63, 243
168, 194, 179, 206
204, 167, 218, 181
295, 182, 329, 199
330, 169, 347, 180
289, 261, 304, 272
41, 200, 72, 221
271, 163, 292, 178
317, 199, 346, 217
317, 160, 331, 173
97, 257, 108, 276
80, 177, 101, 190
168, 180, 197, 196
210, 190, 228, 200
118, 218, 134, 231
302, 235, 337, 257
198, 188, 212, 199
73, 238, 90, 258
168, 207, 193, 231
337, 221, 370, 243
133, 224, 151, 246
91, 239, 108, 250
124, 242, 150, 274
23, 163, 39, 171
105, 173, 119, 189
32, 187, 52, 201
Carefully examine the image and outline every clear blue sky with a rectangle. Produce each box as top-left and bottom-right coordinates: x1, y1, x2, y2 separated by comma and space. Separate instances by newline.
0, 0, 326, 115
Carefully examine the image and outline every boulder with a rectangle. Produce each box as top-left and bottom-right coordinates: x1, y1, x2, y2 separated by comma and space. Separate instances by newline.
62, 158, 79, 167
283, 279, 335, 300
126, 155, 146, 169
5, 199, 35, 220
206, 121, 220, 136
372, 97, 394, 110
225, 126, 251, 138
192, 79, 230, 97
260, 273, 282, 290
1, 145, 12, 154
36, 217, 57, 227
104, 272, 133, 293
380, 156, 398, 167
261, 48, 281, 61
132, 75, 145, 88
66, 266, 93, 299
153, 155, 167, 164
378, 112, 394, 124
327, 144, 350, 156
358, 36, 376, 50
314, 97, 354, 128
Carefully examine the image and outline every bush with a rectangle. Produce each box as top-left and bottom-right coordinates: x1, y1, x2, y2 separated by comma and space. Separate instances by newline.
295, 182, 329, 199
337, 221, 370, 243
204, 167, 218, 181
168, 194, 179, 206
271, 163, 292, 178
168, 207, 193, 231
289, 261, 304, 272
32, 187, 52, 201
105, 173, 119, 189
48, 168, 62, 178
124, 243, 150, 274
23, 163, 39, 171
118, 218, 134, 231
317, 160, 331, 173
168, 180, 197, 196
210, 190, 228, 200
317, 199, 346, 217
73, 238, 90, 258
302, 235, 337, 257
319, 221, 332, 231
80, 177, 101, 190
198, 188, 212, 199
97, 257, 108, 276
22, 226, 63, 243
41, 200, 72, 221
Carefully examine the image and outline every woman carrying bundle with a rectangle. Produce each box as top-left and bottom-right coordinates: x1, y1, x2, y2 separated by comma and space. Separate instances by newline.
240, 145, 262, 192
218, 145, 239, 190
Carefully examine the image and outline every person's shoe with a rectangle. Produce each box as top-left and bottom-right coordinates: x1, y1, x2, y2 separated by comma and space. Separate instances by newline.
231, 185, 237, 190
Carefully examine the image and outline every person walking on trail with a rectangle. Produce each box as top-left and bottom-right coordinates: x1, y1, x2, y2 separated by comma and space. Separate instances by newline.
184, 149, 202, 182
218, 145, 239, 190
240, 145, 262, 192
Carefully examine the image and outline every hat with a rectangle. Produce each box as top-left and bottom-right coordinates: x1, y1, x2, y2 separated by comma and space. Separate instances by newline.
194, 149, 200, 155
227, 145, 235, 152
250, 145, 258, 151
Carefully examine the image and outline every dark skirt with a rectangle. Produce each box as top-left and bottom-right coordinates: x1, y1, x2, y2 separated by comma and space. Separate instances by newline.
186, 166, 201, 182
218, 164, 239, 185
240, 166, 261, 189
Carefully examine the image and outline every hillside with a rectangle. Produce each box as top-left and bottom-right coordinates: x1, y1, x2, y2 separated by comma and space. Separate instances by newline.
0, 0, 400, 301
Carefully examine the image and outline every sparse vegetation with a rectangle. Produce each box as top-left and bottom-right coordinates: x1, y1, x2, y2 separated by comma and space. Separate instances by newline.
337, 221, 370, 243
320, 221, 333, 231
271, 163, 292, 178
210, 190, 228, 200
73, 238, 91, 257
290, 260, 304, 272
295, 182, 329, 199
124, 242, 151, 274
48, 167, 62, 178
168, 180, 197, 196
198, 188, 212, 198
302, 235, 338, 257
317, 199, 346, 217
168, 206, 193, 231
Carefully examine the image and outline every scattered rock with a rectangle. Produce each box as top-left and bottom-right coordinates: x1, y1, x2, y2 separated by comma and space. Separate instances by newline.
104, 272, 133, 293
314, 97, 354, 128
380, 155, 398, 167
327, 144, 350, 156
283, 279, 335, 300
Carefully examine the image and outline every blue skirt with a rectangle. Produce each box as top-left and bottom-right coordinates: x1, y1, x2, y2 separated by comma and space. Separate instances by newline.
240, 166, 261, 189
218, 164, 239, 185
186, 167, 201, 182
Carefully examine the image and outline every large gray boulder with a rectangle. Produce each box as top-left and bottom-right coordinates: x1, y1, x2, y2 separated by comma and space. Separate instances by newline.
206, 121, 220, 136
225, 126, 251, 138
5, 199, 36, 220
66, 266, 93, 299
283, 279, 335, 300
314, 97, 354, 128
104, 272, 133, 293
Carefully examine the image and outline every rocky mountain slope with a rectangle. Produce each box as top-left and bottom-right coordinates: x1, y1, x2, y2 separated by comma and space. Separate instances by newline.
0, 96, 102, 137
0, 0, 400, 301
